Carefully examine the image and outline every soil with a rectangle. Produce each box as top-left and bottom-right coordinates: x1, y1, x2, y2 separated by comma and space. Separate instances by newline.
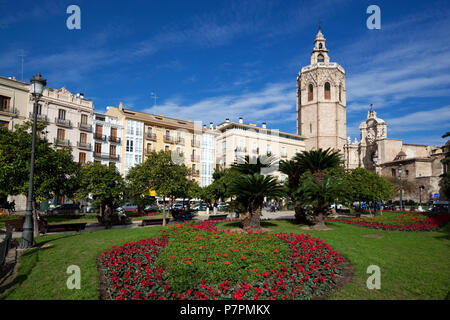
313, 255, 355, 300
97, 255, 111, 300
362, 234, 384, 239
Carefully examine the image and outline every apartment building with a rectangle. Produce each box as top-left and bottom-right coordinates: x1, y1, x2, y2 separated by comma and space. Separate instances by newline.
106, 103, 216, 185
0, 76, 30, 129
26, 87, 95, 164
214, 118, 306, 182
92, 113, 123, 172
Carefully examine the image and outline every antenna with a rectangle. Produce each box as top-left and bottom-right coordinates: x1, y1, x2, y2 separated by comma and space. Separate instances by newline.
18, 49, 25, 82
151, 92, 159, 107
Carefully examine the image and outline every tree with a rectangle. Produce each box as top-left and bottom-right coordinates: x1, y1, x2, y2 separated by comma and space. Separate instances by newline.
348, 168, 395, 213
229, 173, 284, 232
136, 151, 189, 225
280, 148, 342, 226
232, 155, 277, 175
208, 167, 240, 201
125, 162, 158, 215
76, 163, 124, 216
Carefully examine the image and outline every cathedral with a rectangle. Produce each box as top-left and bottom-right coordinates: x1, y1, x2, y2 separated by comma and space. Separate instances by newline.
296, 28, 448, 203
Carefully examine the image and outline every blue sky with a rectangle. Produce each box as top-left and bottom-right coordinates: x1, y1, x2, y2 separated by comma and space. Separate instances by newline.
1, 0, 449, 146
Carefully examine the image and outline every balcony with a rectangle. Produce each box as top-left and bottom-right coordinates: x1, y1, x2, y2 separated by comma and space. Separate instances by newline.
281, 153, 287, 158
191, 169, 200, 177
93, 132, 107, 141
29, 112, 48, 122
191, 140, 201, 148
0, 107, 18, 117
55, 118, 72, 128
191, 154, 200, 162
54, 138, 71, 147
175, 137, 185, 145
163, 135, 174, 143
146, 132, 157, 141
109, 136, 121, 144
93, 152, 120, 161
78, 122, 92, 132
77, 141, 91, 151
145, 148, 152, 155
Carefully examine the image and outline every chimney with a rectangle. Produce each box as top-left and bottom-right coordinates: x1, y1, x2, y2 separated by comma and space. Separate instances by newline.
119, 102, 123, 110
79, 93, 84, 99
262, 122, 266, 129
209, 122, 214, 129
160, 113, 164, 117
225, 118, 230, 123
188, 118, 192, 122
239, 117, 243, 124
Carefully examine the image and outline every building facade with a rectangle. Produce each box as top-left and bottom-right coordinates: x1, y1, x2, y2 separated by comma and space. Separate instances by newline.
0, 76, 30, 129
106, 103, 216, 184
344, 107, 447, 202
296, 27, 347, 153
92, 113, 123, 172
214, 118, 306, 182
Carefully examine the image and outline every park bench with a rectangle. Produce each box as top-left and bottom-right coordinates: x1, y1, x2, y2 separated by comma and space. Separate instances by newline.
96, 215, 131, 226
140, 218, 170, 226
45, 223, 87, 233
0, 225, 12, 267
208, 214, 229, 221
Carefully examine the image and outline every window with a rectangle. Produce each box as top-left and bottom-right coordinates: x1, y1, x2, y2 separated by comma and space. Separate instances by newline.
147, 143, 152, 153
310, 123, 312, 134
0, 120, 9, 128
391, 169, 396, 177
81, 114, 88, 124
58, 109, 66, 120
0, 95, 11, 112
57, 128, 65, 140
317, 54, 324, 63
111, 127, 117, 138
318, 43, 323, 49
95, 142, 102, 154
96, 124, 103, 135
324, 82, 331, 99
339, 84, 342, 102
281, 147, 287, 157
406, 170, 409, 176
126, 139, 133, 152
110, 145, 116, 156
79, 152, 86, 164
37, 104, 42, 115
80, 132, 87, 143
308, 84, 313, 101
165, 145, 169, 152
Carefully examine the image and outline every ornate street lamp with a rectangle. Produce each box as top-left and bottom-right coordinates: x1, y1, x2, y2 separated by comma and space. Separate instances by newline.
419, 185, 425, 206
21, 73, 46, 249
398, 164, 403, 211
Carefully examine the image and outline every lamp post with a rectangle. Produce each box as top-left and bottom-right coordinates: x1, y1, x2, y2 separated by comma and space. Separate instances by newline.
398, 164, 403, 211
21, 73, 46, 249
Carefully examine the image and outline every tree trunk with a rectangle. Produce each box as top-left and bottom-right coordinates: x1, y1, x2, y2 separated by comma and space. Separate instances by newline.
293, 200, 309, 225
32, 200, 39, 238
242, 201, 262, 232
138, 204, 144, 216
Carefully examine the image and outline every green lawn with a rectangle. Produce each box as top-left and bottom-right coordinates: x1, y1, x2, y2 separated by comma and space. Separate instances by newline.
1, 220, 449, 300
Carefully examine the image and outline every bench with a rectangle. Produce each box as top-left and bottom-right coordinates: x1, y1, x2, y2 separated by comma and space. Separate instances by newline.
140, 218, 170, 226
45, 223, 87, 233
208, 214, 229, 221
97, 215, 130, 226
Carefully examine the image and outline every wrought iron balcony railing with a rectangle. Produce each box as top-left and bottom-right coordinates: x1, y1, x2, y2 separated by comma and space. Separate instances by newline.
55, 118, 72, 128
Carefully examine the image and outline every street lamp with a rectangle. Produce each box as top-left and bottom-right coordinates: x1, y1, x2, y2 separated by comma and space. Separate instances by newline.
398, 164, 403, 211
21, 73, 46, 249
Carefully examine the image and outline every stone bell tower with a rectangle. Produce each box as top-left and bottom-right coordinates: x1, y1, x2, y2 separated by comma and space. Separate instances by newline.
296, 27, 347, 153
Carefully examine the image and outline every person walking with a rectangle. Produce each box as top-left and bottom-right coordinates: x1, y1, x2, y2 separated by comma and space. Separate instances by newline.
213, 201, 218, 215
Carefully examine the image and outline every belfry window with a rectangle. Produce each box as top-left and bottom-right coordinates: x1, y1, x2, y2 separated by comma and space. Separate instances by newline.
317, 54, 324, 63
308, 84, 313, 101
319, 43, 323, 49
339, 84, 342, 102
324, 82, 331, 99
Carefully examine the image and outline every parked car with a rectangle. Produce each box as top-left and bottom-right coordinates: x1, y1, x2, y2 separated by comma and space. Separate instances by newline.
144, 204, 160, 213
116, 203, 138, 213
217, 202, 229, 211
46, 203, 81, 215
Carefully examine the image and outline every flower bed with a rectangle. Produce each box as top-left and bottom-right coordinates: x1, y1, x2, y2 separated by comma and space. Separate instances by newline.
100, 220, 345, 300
326, 212, 450, 232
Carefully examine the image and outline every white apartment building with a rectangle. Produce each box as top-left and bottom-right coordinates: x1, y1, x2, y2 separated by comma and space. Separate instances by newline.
92, 113, 123, 172
123, 119, 144, 177
214, 118, 306, 182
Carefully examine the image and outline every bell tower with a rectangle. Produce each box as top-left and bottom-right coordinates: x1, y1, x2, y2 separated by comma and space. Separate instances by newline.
296, 27, 347, 152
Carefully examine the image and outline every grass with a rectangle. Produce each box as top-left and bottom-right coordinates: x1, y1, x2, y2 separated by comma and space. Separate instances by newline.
1, 219, 449, 300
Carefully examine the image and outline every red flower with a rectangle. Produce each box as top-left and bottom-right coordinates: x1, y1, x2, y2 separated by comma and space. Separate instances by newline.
225, 261, 230, 266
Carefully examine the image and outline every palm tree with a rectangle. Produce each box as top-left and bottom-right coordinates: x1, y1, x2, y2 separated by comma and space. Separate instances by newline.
229, 173, 284, 231
294, 148, 341, 184
232, 155, 278, 175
